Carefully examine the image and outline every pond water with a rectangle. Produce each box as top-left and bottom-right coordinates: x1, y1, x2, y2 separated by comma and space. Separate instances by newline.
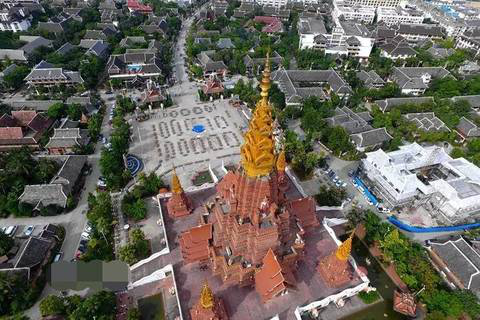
138, 293, 165, 320
340, 239, 408, 320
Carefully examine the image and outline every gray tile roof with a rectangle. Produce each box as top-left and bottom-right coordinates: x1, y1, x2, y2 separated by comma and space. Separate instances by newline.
456, 117, 480, 138
271, 69, 352, 104
50, 155, 87, 194
216, 38, 235, 49
24, 61, 83, 84
397, 24, 445, 38
45, 128, 88, 151
403, 112, 450, 132
19, 184, 67, 208
391, 67, 451, 90
451, 95, 480, 109
20, 36, 53, 55
326, 107, 373, 134
356, 70, 385, 89
6, 100, 63, 111
55, 42, 76, 56
375, 96, 434, 112
430, 237, 480, 292
426, 47, 455, 59
350, 127, 392, 148
14, 237, 53, 269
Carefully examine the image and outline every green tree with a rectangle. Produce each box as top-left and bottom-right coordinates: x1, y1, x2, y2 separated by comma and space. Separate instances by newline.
67, 103, 82, 121
47, 102, 65, 119
40, 295, 65, 317
2, 65, 30, 90
69, 291, 115, 320
35, 158, 59, 183
124, 198, 147, 221
0, 230, 13, 256
127, 307, 141, 320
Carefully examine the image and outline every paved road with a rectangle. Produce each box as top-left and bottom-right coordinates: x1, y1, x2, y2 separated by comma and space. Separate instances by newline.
16, 95, 115, 319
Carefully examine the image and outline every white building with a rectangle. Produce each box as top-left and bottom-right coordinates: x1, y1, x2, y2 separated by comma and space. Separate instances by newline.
333, 1, 375, 24
377, 7, 424, 27
343, 0, 400, 8
362, 142, 480, 219
0, 6, 31, 32
298, 18, 374, 60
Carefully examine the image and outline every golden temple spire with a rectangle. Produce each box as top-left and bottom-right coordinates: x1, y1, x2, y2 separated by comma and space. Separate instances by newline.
276, 150, 286, 172
240, 53, 276, 178
171, 168, 183, 194
335, 229, 355, 261
200, 281, 214, 309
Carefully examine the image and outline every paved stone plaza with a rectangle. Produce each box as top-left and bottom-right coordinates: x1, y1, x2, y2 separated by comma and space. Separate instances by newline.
130, 100, 248, 186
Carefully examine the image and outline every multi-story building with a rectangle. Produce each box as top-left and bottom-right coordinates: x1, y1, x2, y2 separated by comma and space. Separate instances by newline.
333, 1, 375, 24
456, 28, 480, 53
390, 66, 451, 95
362, 142, 480, 220
24, 60, 84, 87
377, 7, 424, 27
298, 18, 374, 60
245, 0, 288, 9
0, 0, 39, 9
343, 0, 400, 8
396, 23, 445, 43
0, 5, 31, 32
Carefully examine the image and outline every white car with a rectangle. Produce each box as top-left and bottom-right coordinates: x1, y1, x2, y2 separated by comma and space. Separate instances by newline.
4, 226, 17, 237
84, 225, 92, 233
97, 178, 107, 188
24, 225, 34, 236
81, 231, 91, 239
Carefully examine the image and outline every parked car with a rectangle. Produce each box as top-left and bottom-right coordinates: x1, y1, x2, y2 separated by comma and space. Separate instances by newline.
81, 231, 90, 239
97, 177, 107, 189
4, 226, 17, 237
84, 225, 92, 233
54, 252, 63, 262
23, 225, 34, 236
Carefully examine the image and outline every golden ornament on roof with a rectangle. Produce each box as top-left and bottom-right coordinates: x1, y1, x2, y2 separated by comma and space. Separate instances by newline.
336, 229, 355, 261
240, 52, 276, 178
171, 168, 183, 194
200, 281, 214, 309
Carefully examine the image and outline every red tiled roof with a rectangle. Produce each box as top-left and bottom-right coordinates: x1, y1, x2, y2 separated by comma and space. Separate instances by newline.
393, 290, 416, 317
28, 113, 53, 133
11, 111, 37, 126
255, 248, 294, 302
127, 0, 152, 12
287, 197, 319, 230
179, 224, 212, 263
0, 127, 24, 139
0, 114, 18, 127
203, 77, 224, 95
254, 16, 283, 33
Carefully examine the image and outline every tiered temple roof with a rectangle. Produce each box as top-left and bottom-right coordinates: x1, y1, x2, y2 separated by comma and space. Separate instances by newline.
179, 54, 319, 303
167, 169, 192, 218
317, 230, 355, 288
190, 282, 229, 320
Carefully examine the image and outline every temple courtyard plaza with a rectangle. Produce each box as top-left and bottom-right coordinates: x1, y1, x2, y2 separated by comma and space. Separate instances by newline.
129, 99, 248, 187
129, 180, 366, 320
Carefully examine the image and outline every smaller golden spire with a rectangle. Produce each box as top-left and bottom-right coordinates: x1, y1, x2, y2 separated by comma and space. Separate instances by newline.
336, 229, 355, 261
259, 50, 271, 104
276, 150, 286, 172
171, 168, 183, 194
200, 281, 214, 309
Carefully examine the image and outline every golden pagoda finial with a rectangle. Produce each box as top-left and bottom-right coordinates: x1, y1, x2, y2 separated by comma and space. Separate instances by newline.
335, 229, 355, 261
276, 150, 286, 172
259, 50, 271, 104
240, 53, 276, 178
200, 281, 214, 309
171, 168, 183, 194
